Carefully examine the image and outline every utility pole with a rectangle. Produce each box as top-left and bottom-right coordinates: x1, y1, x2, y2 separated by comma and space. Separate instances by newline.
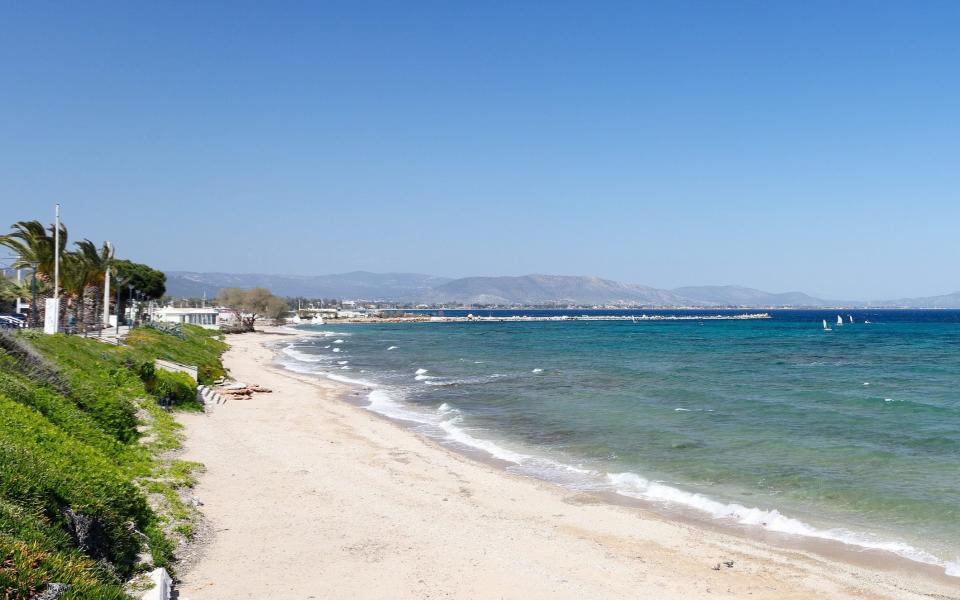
103, 241, 111, 327
115, 279, 122, 336
45, 204, 62, 334
53, 204, 60, 302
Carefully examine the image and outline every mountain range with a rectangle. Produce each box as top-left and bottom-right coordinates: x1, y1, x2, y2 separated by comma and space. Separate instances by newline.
162, 271, 960, 308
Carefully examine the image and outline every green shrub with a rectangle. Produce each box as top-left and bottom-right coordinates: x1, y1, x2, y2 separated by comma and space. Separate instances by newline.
0, 397, 151, 576
22, 334, 140, 444
0, 538, 129, 599
0, 327, 225, 596
126, 325, 226, 384
150, 370, 198, 409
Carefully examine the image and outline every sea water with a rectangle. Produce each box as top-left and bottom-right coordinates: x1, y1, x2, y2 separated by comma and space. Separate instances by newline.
277, 310, 960, 576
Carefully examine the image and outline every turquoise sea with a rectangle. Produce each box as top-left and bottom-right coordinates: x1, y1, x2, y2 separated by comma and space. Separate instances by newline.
278, 310, 960, 576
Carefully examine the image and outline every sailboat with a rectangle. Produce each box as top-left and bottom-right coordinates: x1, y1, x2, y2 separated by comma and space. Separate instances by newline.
848, 315, 854, 324
823, 319, 832, 331
836, 315, 844, 327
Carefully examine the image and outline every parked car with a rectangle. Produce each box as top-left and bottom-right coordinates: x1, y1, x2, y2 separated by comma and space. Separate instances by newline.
0, 313, 27, 329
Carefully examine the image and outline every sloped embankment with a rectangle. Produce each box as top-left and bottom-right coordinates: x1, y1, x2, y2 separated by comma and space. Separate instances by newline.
0, 325, 226, 599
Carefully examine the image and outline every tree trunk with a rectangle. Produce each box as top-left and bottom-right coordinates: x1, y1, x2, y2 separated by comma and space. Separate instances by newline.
82, 285, 99, 329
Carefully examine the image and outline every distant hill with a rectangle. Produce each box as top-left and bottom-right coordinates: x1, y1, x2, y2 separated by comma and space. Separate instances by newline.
869, 291, 960, 308
671, 285, 830, 307
164, 271, 451, 301
164, 271, 848, 307
164, 270, 959, 308
424, 275, 690, 305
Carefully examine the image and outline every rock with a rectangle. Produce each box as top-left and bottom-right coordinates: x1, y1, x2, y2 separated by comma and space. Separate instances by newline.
36, 583, 69, 600
59, 507, 110, 563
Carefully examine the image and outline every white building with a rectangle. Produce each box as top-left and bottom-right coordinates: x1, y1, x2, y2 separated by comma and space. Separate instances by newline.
154, 307, 220, 329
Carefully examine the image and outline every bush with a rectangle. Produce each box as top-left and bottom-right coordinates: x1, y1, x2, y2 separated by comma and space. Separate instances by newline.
125, 325, 226, 384
0, 327, 226, 596
149, 370, 197, 409
22, 334, 140, 444
0, 397, 151, 577
0, 538, 129, 600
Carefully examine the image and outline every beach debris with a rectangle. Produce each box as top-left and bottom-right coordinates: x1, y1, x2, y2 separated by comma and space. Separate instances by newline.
712, 563, 722, 571
723, 560, 735, 568
215, 382, 273, 399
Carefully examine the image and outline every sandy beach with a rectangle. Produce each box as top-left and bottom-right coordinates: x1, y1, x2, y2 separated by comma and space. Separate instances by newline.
176, 330, 958, 599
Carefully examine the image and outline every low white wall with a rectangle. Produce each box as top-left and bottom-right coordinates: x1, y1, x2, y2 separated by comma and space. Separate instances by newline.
155, 359, 198, 382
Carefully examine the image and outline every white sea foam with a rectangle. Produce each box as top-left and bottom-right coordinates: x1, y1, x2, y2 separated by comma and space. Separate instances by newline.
280, 345, 326, 363
275, 360, 321, 374
674, 408, 691, 412
337, 360, 348, 365
324, 373, 377, 387
423, 375, 497, 387
333, 339, 344, 344
387, 346, 398, 350
332, 348, 341, 353
362, 388, 528, 463
532, 368, 544, 373
365, 389, 429, 422
415, 368, 429, 375
607, 472, 960, 577
434, 418, 528, 463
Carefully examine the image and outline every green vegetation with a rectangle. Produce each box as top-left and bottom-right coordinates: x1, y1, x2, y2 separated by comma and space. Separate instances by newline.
0, 324, 225, 598
125, 325, 227, 385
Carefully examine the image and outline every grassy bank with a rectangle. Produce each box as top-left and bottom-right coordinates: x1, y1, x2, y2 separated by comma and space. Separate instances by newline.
0, 325, 226, 599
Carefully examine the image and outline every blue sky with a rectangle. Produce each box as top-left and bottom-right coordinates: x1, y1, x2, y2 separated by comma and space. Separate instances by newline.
1, 1, 958, 300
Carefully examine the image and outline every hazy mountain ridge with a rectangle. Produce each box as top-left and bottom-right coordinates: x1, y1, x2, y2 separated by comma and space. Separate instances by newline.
424, 275, 691, 306
163, 271, 958, 308
671, 286, 830, 307
867, 291, 960, 308
164, 271, 452, 301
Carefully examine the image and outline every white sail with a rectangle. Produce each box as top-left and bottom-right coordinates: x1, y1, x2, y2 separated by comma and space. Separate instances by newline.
837, 315, 843, 326
849, 315, 854, 323
823, 319, 829, 330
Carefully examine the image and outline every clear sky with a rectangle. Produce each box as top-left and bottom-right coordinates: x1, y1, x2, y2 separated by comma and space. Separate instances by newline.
2, 1, 958, 300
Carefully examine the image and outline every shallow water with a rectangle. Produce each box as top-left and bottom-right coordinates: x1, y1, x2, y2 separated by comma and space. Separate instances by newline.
277, 310, 960, 576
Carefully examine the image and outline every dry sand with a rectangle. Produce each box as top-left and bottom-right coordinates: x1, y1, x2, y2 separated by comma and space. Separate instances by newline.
176, 330, 958, 599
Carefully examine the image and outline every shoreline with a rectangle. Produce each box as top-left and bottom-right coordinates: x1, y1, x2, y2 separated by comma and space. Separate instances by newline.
325, 313, 772, 324
177, 329, 959, 599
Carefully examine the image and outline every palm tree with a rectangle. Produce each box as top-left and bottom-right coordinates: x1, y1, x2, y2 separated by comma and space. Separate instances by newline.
0, 220, 68, 326
0, 274, 16, 312
74, 239, 114, 329
59, 251, 87, 330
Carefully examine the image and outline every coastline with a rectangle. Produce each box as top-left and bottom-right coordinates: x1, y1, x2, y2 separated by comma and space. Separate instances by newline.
176, 329, 958, 599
